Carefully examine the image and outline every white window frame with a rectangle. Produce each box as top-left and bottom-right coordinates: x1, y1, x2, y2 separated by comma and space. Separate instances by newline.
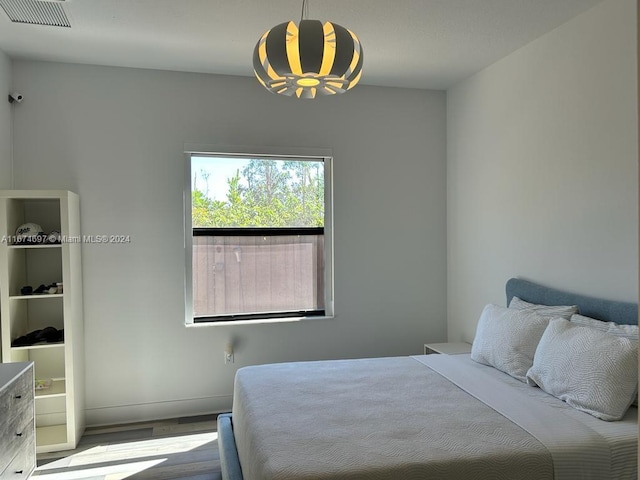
183, 144, 334, 326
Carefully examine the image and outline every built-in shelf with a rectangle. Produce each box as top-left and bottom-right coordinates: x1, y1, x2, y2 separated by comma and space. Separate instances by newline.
36, 425, 68, 453
35, 378, 66, 399
8, 244, 62, 249
10, 294, 64, 300
11, 342, 65, 351
1, 190, 84, 453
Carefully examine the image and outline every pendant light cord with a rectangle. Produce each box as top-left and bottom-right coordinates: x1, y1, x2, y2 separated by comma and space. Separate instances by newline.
300, 0, 309, 22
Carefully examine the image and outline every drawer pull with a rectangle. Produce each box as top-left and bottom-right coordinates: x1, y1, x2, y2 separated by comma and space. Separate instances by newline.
15, 395, 22, 399
15, 470, 23, 475
16, 432, 23, 437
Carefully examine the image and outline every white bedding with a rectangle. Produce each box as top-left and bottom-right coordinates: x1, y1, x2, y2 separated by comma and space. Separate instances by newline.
231, 354, 637, 480
416, 354, 638, 480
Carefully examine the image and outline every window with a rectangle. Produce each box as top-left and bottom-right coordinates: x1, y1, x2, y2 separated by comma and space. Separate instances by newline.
185, 149, 333, 324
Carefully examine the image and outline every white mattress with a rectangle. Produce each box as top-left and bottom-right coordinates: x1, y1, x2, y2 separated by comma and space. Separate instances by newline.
231, 354, 637, 480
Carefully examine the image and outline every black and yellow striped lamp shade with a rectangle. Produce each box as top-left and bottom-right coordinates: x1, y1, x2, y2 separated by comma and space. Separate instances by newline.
253, 19, 363, 99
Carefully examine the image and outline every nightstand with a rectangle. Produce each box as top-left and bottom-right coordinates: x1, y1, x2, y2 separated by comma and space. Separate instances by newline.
424, 342, 472, 355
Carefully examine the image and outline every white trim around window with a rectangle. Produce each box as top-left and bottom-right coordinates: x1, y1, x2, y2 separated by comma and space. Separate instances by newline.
183, 144, 334, 326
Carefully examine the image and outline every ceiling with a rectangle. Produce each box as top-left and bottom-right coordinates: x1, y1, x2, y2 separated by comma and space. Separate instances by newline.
0, 0, 604, 90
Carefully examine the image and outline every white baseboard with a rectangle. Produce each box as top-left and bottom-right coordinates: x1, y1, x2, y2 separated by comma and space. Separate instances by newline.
85, 395, 233, 427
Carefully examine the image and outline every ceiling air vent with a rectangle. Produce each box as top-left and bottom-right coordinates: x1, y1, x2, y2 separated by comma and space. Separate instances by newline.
0, 0, 70, 27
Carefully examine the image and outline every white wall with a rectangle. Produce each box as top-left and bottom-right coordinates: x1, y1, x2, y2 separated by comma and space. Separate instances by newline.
10, 62, 447, 424
0, 50, 11, 188
447, 0, 638, 343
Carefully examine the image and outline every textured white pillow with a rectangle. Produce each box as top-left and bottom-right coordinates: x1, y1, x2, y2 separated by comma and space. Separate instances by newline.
569, 314, 639, 407
570, 313, 638, 340
526, 318, 638, 421
509, 296, 578, 319
471, 304, 551, 382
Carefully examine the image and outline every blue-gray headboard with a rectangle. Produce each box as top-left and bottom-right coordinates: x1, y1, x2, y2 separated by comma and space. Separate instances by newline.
506, 278, 638, 326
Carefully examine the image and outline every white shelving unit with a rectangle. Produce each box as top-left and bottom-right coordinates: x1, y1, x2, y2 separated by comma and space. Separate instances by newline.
0, 190, 84, 453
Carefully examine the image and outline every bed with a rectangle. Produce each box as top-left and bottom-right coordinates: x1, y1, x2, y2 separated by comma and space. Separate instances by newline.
218, 278, 638, 480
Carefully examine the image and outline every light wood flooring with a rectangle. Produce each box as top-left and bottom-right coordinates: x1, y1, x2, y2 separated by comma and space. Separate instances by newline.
32, 414, 222, 480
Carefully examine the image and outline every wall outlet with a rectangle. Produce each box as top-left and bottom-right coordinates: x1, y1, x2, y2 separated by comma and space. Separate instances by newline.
224, 344, 234, 364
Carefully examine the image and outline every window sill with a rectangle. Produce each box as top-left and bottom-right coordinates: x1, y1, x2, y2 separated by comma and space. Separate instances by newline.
185, 315, 335, 327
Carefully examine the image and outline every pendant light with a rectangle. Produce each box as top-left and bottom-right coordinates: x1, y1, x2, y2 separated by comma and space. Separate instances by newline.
253, 0, 363, 99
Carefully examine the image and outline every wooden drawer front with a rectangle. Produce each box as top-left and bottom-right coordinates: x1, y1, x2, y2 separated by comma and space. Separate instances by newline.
0, 439, 36, 480
0, 409, 35, 475
0, 367, 33, 417
0, 368, 34, 473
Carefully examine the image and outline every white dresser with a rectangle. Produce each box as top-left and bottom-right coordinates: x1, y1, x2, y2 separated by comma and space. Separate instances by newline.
0, 362, 35, 479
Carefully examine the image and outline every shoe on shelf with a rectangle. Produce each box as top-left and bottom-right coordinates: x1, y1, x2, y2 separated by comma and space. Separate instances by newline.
11, 326, 64, 347
11, 330, 41, 347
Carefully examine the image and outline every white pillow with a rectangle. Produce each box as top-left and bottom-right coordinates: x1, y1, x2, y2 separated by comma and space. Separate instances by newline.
509, 296, 578, 319
570, 313, 638, 340
569, 313, 639, 407
526, 318, 638, 421
471, 304, 551, 382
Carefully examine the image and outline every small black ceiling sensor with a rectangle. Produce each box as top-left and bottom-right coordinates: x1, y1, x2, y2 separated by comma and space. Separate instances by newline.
8, 92, 23, 103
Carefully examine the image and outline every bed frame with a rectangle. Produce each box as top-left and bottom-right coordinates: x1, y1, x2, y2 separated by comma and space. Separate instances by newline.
506, 278, 637, 325
218, 277, 638, 480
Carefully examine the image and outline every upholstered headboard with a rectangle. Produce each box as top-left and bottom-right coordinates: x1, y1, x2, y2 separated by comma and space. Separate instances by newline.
505, 278, 638, 326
